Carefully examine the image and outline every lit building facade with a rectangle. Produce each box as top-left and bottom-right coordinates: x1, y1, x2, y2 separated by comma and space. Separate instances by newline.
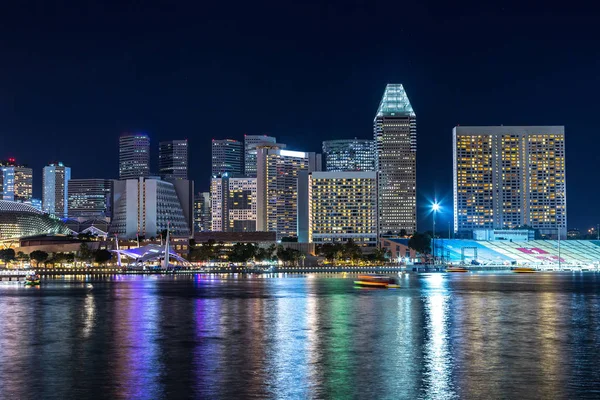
322, 139, 376, 172
212, 139, 243, 177
256, 146, 319, 239
68, 179, 114, 218
159, 139, 188, 180
453, 126, 567, 238
211, 176, 257, 232
244, 135, 277, 177
119, 132, 150, 179
194, 192, 211, 232
0, 159, 33, 202
42, 162, 71, 218
374, 84, 417, 236
109, 177, 190, 239
302, 171, 378, 246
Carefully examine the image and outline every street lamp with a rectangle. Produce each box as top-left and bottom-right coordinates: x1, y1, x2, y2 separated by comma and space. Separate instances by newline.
432, 201, 440, 265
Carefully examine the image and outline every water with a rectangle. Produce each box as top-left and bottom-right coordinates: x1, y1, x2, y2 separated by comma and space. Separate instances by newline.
1, 273, 600, 400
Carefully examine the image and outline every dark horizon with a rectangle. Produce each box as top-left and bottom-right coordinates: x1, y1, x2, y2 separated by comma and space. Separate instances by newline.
1, 1, 599, 231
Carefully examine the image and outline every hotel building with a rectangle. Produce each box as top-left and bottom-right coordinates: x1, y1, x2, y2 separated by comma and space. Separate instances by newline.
109, 177, 190, 239
453, 126, 567, 238
299, 171, 378, 246
374, 84, 417, 236
211, 176, 257, 232
256, 146, 320, 239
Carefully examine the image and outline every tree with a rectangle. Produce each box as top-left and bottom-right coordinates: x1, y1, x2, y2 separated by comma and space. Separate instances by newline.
16, 251, 30, 263
78, 242, 94, 263
342, 239, 362, 263
30, 250, 49, 267
399, 229, 408, 238
228, 243, 257, 263
0, 249, 16, 266
408, 232, 431, 255
95, 249, 112, 265
276, 245, 302, 266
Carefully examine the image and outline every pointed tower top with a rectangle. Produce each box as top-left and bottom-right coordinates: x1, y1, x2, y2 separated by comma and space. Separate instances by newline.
375, 84, 415, 118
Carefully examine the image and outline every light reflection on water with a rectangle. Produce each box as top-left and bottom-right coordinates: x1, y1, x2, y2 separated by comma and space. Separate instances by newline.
1, 273, 600, 399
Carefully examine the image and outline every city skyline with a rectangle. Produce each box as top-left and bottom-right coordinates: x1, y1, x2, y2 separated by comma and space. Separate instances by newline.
1, 3, 595, 230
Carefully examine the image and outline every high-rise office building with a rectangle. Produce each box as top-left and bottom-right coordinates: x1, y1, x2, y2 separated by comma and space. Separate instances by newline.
212, 139, 243, 177
322, 139, 376, 172
374, 84, 417, 236
119, 132, 150, 179
109, 177, 190, 239
298, 171, 378, 246
42, 162, 71, 218
211, 176, 257, 232
244, 135, 277, 177
256, 146, 319, 239
0, 159, 33, 202
453, 126, 567, 238
194, 192, 211, 232
67, 179, 114, 218
159, 139, 188, 180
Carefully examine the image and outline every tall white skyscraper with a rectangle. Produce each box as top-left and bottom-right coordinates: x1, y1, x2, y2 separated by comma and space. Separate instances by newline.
119, 132, 150, 179
453, 126, 567, 238
374, 84, 417, 236
244, 135, 277, 177
159, 139, 188, 180
42, 162, 71, 218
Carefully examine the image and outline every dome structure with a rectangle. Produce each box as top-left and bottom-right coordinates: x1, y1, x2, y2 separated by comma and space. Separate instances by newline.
0, 200, 70, 240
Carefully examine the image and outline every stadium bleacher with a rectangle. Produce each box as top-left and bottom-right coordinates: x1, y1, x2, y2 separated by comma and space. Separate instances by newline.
437, 240, 600, 266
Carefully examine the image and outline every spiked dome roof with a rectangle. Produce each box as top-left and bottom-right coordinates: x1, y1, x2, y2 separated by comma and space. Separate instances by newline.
375, 84, 415, 118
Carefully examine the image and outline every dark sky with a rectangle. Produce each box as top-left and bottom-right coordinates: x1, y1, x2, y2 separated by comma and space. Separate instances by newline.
1, 0, 599, 231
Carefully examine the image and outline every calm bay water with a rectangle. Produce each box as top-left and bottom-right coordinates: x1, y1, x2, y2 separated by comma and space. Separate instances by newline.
1, 273, 600, 399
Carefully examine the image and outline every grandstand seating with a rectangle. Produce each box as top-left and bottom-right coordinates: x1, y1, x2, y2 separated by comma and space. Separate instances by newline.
437, 240, 600, 266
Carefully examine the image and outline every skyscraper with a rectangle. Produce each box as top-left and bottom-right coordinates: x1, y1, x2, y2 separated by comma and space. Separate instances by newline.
453, 126, 567, 238
119, 132, 150, 179
244, 135, 277, 177
194, 192, 211, 232
212, 139, 243, 177
67, 179, 114, 218
298, 171, 378, 246
322, 139, 376, 172
0, 159, 33, 202
374, 84, 417, 236
43, 162, 71, 218
256, 146, 319, 239
211, 176, 257, 232
159, 139, 188, 180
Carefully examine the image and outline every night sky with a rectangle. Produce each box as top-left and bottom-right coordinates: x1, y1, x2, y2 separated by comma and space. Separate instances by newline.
1, 1, 599, 231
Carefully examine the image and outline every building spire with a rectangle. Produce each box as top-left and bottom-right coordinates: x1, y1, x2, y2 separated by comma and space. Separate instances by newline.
375, 84, 415, 117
